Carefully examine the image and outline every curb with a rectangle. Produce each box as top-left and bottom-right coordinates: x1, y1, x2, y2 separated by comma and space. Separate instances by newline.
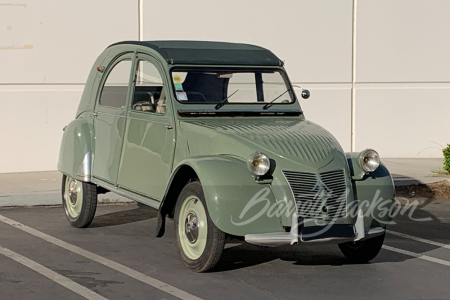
394, 177, 450, 187
0, 192, 133, 207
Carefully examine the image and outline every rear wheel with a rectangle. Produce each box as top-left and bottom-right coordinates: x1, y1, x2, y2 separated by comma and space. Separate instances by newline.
62, 175, 97, 228
174, 181, 225, 272
338, 233, 385, 263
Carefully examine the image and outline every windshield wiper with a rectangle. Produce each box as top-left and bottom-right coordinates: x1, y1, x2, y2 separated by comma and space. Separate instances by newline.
214, 89, 239, 110
262, 89, 291, 110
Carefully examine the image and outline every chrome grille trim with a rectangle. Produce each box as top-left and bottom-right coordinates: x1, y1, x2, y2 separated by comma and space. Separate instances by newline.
282, 169, 348, 219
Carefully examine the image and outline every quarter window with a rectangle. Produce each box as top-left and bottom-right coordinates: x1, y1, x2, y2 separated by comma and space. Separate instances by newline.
99, 59, 132, 108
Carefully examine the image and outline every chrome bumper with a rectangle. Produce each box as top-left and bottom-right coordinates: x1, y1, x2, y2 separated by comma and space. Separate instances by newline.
244, 209, 385, 247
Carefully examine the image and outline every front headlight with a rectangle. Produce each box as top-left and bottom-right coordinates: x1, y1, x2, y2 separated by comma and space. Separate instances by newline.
359, 149, 380, 173
247, 152, 270, 176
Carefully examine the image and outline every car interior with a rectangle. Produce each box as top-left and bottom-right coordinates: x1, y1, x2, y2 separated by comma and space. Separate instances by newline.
132, 86, 166, 114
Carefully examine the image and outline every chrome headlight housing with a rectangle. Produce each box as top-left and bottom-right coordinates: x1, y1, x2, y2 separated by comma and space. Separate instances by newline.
247, 152, 270, 176
359, 149, 380, 173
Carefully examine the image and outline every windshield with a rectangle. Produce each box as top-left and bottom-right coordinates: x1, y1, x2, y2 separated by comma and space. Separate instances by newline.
170, 68, 295, 105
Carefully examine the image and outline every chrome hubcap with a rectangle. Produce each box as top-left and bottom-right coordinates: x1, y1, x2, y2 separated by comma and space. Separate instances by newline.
178, 195, 208, 260
185, 212, 199, 243
69, 180, 78, 205
64, 177, 83, 219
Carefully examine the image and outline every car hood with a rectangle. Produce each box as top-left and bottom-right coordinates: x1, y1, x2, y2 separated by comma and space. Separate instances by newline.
179, 117, 345, 169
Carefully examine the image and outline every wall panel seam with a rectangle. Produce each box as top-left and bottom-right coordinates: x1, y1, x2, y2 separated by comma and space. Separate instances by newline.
351, 0, 357, 152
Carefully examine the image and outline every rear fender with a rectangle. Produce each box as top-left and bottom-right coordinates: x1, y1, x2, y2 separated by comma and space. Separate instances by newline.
58, 115, 94, 182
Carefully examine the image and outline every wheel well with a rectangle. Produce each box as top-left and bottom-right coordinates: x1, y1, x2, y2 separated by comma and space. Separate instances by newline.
156, 165, 198, 237
166, 165, 198, 218
96, 186, 109, 194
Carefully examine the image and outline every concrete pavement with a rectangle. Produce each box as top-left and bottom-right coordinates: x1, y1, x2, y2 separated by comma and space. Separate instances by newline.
0, 171, 131, 207
382, 158, 450, 186
0, 158, 448, 206
0, 200, 450, 299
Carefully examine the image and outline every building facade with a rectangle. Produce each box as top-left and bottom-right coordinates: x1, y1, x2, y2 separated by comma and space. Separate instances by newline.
1, 0, 449, 172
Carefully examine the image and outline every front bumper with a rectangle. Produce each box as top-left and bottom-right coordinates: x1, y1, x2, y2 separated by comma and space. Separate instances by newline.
244, 209, 385, 247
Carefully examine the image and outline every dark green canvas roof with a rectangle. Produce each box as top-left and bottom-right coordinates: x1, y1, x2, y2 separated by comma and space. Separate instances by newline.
108, 40, 283, 66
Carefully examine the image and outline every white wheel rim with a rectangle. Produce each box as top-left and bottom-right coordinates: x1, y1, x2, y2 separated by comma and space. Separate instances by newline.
64, 177, 83, 219
178, 195, 208, 260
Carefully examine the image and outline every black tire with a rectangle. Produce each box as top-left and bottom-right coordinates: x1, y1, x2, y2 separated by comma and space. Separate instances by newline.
338, 233, 385, 263
174, 181, 226, 272
62, 175, 98, 228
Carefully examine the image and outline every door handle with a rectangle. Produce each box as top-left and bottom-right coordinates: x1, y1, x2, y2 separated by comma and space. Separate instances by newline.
166, 125, 173, 130
93, 112, 98, 117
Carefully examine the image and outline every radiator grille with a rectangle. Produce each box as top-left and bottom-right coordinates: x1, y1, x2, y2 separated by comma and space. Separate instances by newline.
283, 169, 348, 219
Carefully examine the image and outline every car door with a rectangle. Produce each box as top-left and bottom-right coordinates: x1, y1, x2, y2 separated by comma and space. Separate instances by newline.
92, 55, 134, 185
117, 54, 175, 201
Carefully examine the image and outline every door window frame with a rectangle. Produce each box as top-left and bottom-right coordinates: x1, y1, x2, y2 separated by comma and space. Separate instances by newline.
128, 53, 171, 118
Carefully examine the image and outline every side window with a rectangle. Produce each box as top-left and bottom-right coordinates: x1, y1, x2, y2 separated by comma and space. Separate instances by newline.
99, 59, 132, 109
132, 60, 166, 114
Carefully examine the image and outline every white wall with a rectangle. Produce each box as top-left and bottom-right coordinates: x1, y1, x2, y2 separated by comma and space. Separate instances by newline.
0, 0, 448, 172
143, 0, 353, 150
0, 0, 138, 172
354, 0, 450, 158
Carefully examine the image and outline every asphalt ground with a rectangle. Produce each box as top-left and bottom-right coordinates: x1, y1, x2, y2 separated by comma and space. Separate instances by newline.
0, 198, 449, 300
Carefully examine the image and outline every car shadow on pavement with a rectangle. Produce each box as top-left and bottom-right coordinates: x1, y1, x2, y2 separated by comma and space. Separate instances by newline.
213, 196, 450, 272
215, 243, 350, 272
90, 205, 158, 228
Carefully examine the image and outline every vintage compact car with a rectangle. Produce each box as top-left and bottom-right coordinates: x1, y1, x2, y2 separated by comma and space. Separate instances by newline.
58, 41, 395, 272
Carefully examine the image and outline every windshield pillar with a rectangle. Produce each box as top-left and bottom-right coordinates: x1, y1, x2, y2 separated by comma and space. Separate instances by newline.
255, 72, 264, 102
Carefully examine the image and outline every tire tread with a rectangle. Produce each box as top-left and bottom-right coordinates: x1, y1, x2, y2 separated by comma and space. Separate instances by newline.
62, 175, 98, 228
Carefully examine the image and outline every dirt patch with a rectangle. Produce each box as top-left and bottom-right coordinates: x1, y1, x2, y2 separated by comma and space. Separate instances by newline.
396, 180, 450, 199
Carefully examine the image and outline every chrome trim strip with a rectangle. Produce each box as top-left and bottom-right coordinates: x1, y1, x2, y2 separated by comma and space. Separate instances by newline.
244, 213, 298, 247
354, 208, 365, 241
366, 227, 385, 235
301, 237, 354, 243
361, 227, 385, 240
244, 208, 384, 247
300, 226, 385, 243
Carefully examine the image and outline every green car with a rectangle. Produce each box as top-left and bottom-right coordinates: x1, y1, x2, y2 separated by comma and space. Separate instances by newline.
58, 41, 395, 272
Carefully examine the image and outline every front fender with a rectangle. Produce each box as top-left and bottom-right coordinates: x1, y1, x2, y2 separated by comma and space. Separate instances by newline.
346, 152, 395, 228
173, 156, 285, 236
58, 115, 94, 182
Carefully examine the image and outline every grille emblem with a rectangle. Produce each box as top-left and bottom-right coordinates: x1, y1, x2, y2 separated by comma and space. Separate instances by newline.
312, 178, 333, 201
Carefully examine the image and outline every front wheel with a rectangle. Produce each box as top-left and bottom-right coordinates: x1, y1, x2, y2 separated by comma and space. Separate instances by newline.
62, 175, 98, 228
338, 233, 385, 263
174, 181, 226, 272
